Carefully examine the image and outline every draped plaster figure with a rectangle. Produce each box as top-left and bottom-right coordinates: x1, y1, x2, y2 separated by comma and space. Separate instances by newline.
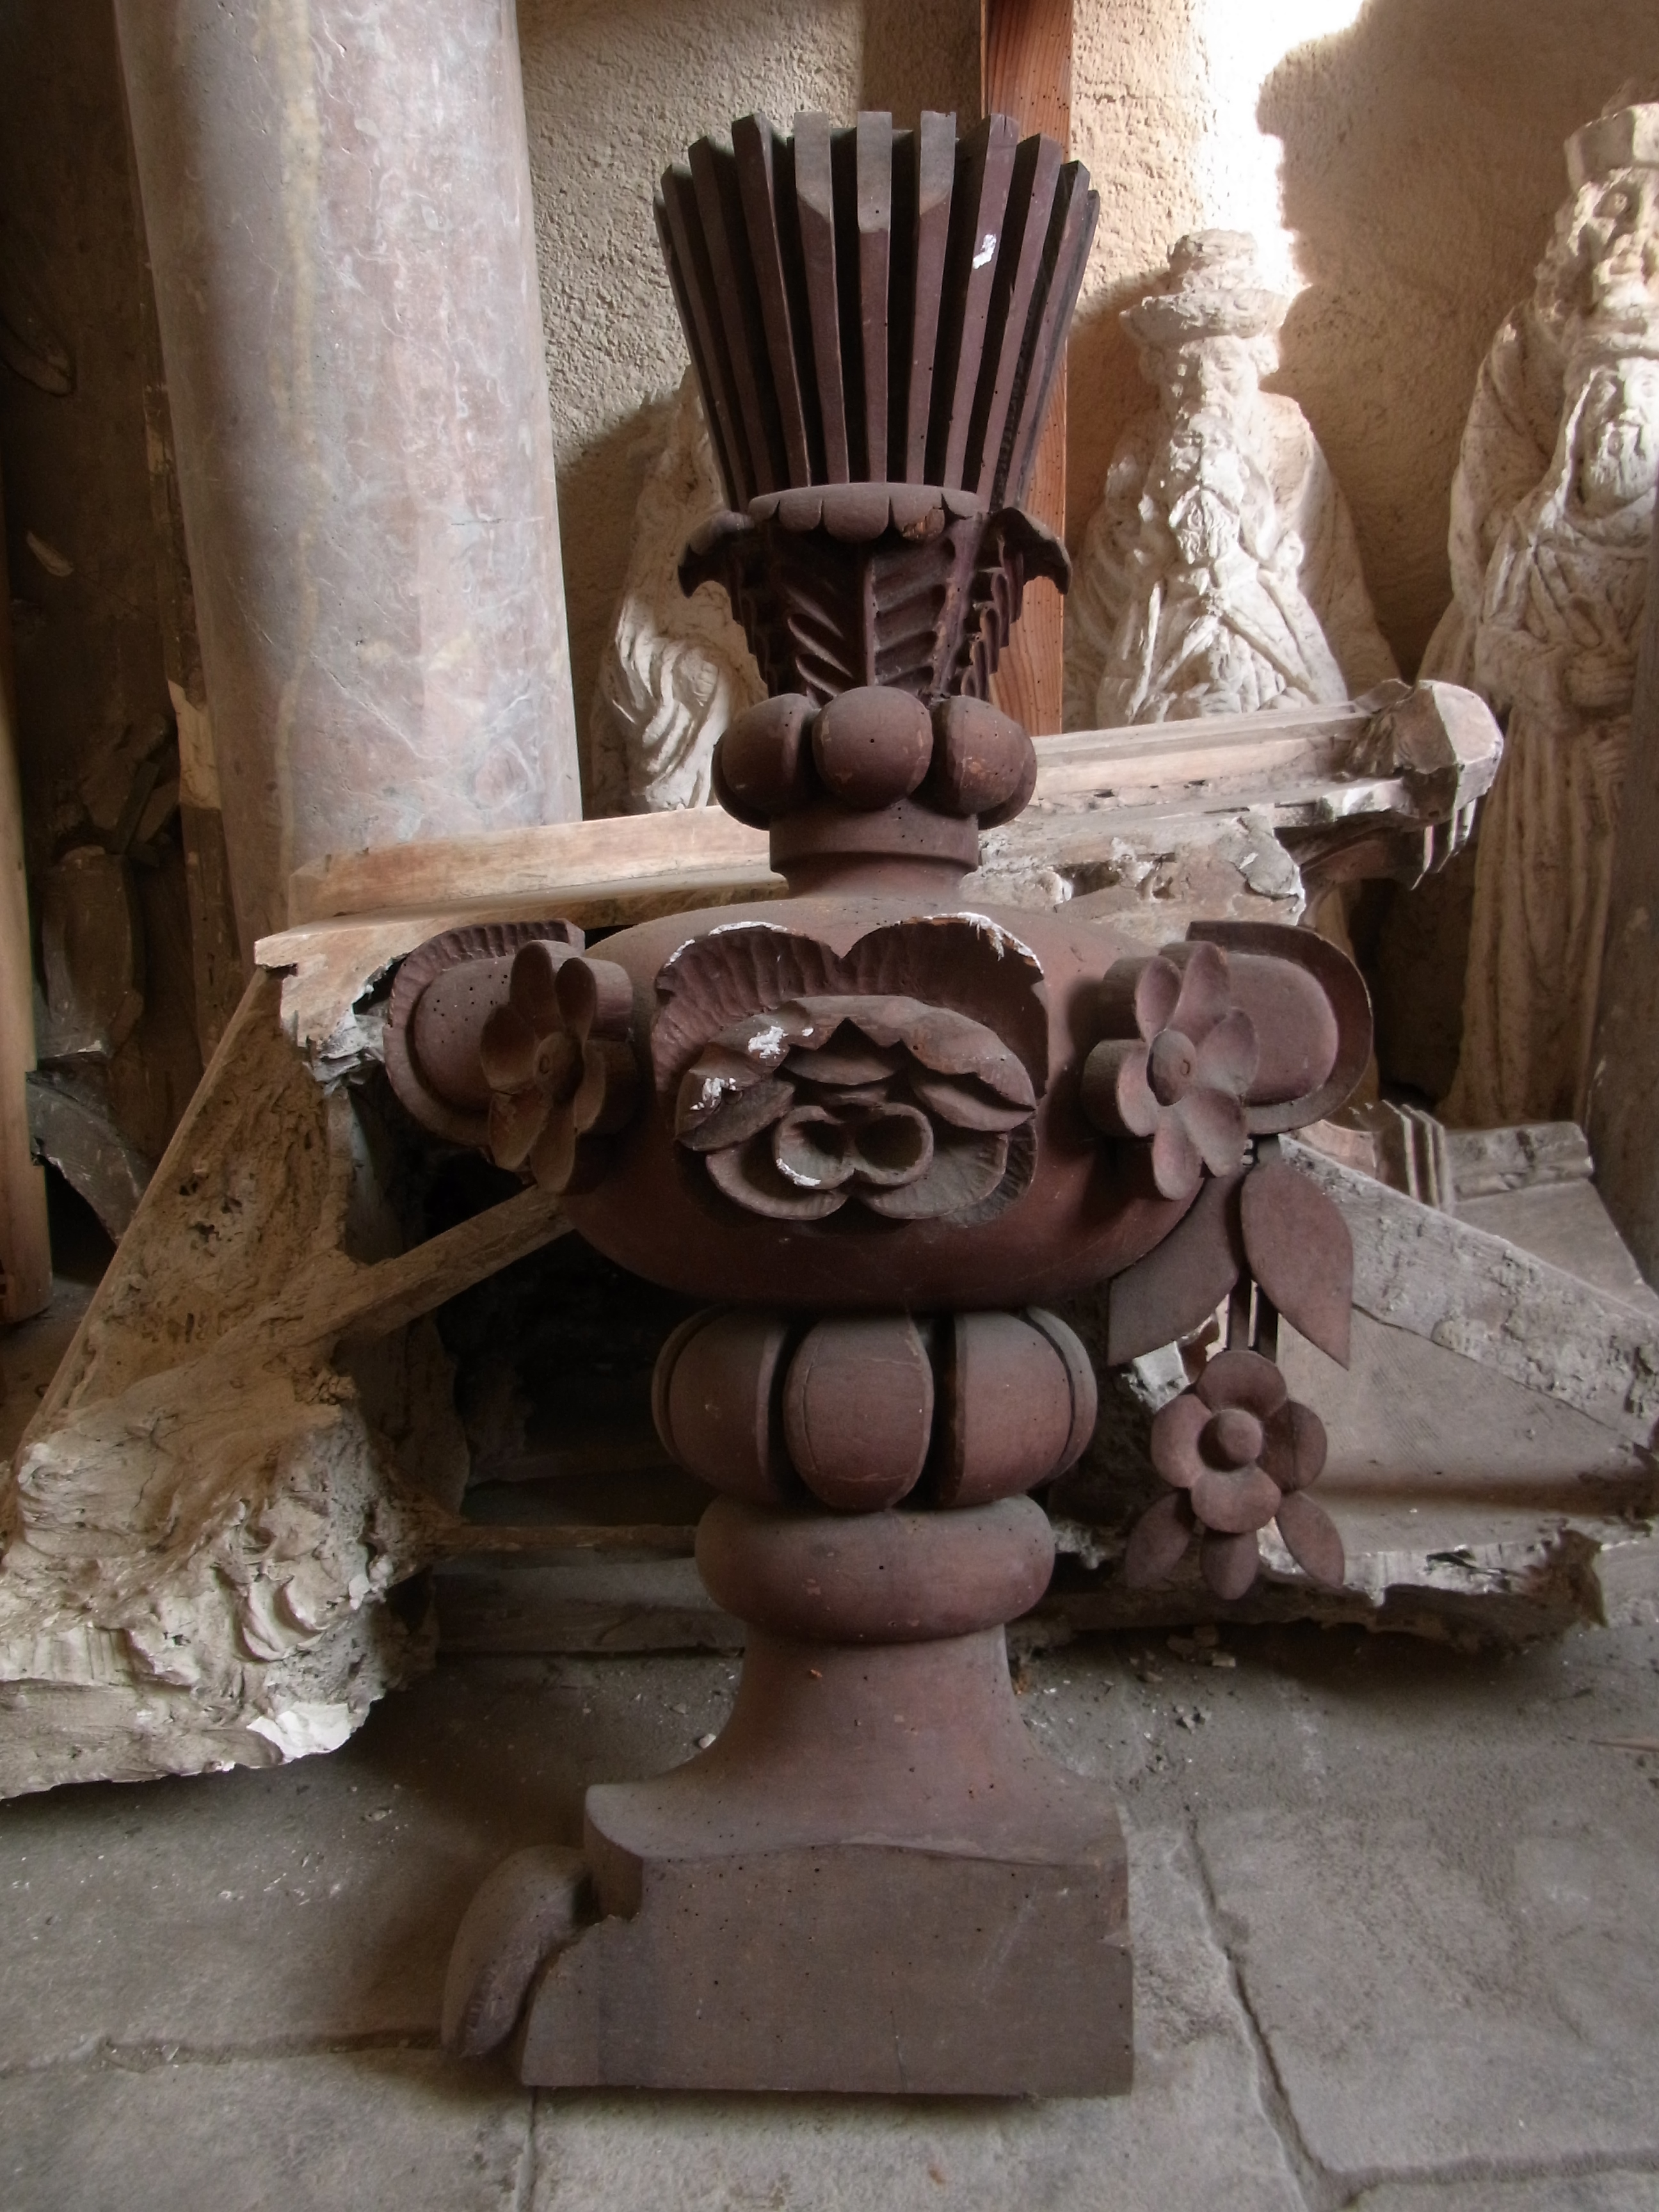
1064, 232, 1397, 733
1435, 100, 1659, 1128
588, 371, 763, 815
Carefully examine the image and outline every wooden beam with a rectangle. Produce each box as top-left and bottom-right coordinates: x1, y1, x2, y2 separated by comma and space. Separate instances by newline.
277, 684, 1496, 920
0, 469, 51, 1324
1286, 1140, 1659, 1449
261, 684, 1500, 1068
982, 0, 1073, 737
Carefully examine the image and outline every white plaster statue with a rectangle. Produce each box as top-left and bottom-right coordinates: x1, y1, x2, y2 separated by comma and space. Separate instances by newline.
1434, 99, 1659, 1128
588, 371, 763, 815
1064, 231, 1397, 733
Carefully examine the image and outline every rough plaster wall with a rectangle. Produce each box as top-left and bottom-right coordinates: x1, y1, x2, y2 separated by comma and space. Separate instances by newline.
518, 0, 977, 793
1069, 0, 1659, 675
524, 3, 1659, 746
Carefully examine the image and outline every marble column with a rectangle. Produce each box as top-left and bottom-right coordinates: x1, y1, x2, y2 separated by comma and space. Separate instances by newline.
114, 0, 582, 954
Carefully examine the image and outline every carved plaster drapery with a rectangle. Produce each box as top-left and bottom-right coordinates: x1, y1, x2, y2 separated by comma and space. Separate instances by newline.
588, 373, 763, 815
1434, 102, 1659, 1128
1064, 232, 1397, 733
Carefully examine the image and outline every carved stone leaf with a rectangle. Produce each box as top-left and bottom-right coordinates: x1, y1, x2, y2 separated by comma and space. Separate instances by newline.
675, 1071, 795, 1152
833, 917, 1049, 1087
1275, 1489, 1345, 1587
859, 1125, 1008, 1219
1190, 1464, 1281, 1536
908, 1070, 1032, 1131
1200, 1529, 1261, 1601
1103, 1169, 1244, 1367
1240, 1157, 1354, 1366
653, 929, 844, 1086
1123, 1491, 1194, 1587
707, 1131, 847, 1220
653, 917, 1049, 1091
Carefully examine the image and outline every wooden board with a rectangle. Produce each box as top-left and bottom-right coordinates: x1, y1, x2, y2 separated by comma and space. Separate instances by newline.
981, 0, 1073, 737
0, 471, 51, 1323
261, 683, 1501, 1069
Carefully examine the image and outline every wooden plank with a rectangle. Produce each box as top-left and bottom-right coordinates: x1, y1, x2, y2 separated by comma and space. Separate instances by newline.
280, 685, 1496, 924
854, 111, 892, 482
1285, 1139, 1659, 1448
733, 113, 813, 486
0, 470, 52, 1324
902, 112, 957, 481
793, 112, 850, 482
658, 173, 749, 507
265, 684, 1500, 1068
930, 114, 1019, 489
285, 805, 771, 926
982, 0, 1073, 737
689, 137, 780, 497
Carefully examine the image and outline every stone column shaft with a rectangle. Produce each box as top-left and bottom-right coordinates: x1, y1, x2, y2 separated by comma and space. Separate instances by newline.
115, 0, 582, 953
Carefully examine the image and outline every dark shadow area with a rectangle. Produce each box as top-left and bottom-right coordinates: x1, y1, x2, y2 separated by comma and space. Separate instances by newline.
1260, 0, 1659, 674
44, 1161, 115, 1287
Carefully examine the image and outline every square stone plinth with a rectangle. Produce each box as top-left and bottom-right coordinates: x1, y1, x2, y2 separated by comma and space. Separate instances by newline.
520, 1813, 1130, 2096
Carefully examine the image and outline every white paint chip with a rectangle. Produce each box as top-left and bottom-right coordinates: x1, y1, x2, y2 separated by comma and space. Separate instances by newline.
248, 1703, 356, 1760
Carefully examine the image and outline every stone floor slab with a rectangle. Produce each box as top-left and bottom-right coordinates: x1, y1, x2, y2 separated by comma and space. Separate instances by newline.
528, 1823, 1305, 2212
1188, 1623, 1659, 2182
0, 2050, 528, 2212
0, 1653, 737, 2065
1354, 2176, 1659, 2211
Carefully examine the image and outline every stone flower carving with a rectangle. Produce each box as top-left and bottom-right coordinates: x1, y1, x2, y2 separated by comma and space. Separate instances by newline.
675, 993, 1037, 1224
1080, 941, 1258, 1200
479, 943, 641, 1194
1125, 1347, 1343, 1599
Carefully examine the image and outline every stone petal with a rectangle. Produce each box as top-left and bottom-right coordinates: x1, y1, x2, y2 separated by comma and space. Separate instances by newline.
1123, 1491, 1196, 1587
1149, 1391, 1210, 1490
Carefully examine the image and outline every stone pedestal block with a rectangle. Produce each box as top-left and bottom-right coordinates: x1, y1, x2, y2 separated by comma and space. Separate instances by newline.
517, 1628, 1132, 2096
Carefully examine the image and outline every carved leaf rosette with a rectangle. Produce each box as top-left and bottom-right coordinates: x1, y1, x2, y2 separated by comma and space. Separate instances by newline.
652, 915, 1050, 1229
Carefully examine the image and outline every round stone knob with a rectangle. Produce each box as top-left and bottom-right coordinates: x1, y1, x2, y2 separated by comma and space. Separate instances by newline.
811, 689, 934, 810
926, 697, 1036, 825
934, 1309, 1097, 1509
696, 1494, 1055, 1644
782, 1315, 934, 1512
712, 694, 816, 827
651, 1308, 794, 1506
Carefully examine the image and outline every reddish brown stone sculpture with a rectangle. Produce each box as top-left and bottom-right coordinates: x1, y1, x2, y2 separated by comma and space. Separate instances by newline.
380, 110, 1370, 2098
